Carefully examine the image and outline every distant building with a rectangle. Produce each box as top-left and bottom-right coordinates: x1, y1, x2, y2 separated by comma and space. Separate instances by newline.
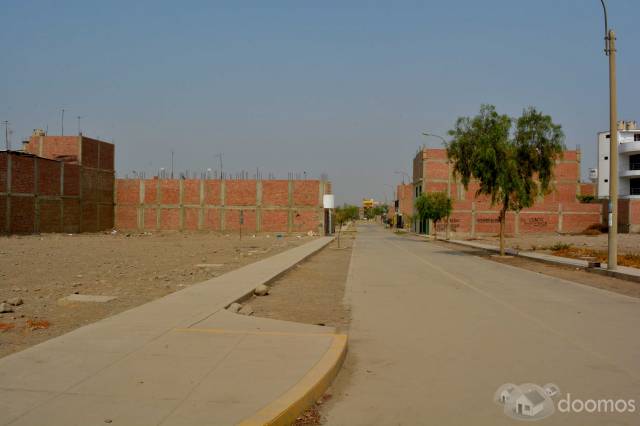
596, 120, 640, 232
408, 147, 602, 236
597, 120, 640, 198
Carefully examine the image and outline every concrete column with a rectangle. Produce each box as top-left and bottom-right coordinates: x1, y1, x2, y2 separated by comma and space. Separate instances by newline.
34, 158, 40, 233
471, 201, 476, 237
178, 180, 185, 230
198, 180, 205, 230
5, 154, 12, 233
155, 179, 161, 231
138, 179, 145, 230
220, 180, 226, 231
38, 135, 44, 157
515, 211, 520, 236
60, 162, 65, 232
287, 180, 294, 233
256, 180, 263, 232
558, 203, 564, 233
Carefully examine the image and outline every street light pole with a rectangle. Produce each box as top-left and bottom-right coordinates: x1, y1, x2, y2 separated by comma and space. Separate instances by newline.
601, 0, 618, 270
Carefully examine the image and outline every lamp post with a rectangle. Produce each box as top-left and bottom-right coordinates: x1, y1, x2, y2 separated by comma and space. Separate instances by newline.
600, 0, 618, 270
422, 132, 452, 240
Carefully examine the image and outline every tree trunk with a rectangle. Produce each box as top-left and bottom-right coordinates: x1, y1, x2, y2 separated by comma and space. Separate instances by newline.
499, 206, 508, 256
337, 221, 342, 248
433, 220, 438, 240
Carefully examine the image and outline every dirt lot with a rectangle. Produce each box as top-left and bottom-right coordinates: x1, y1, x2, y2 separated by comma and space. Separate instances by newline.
0, 231, 310, 358
249, 232, 354, 425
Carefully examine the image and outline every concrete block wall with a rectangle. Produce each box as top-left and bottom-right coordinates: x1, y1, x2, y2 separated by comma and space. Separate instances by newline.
415, 148, 603, 235
1, 135, 115, 234
115, 178, 330, 233
0, 151, 114, 234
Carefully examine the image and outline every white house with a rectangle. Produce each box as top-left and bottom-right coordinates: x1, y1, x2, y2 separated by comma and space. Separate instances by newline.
499, 386, 515, 404
514, 389, 546, 417
597, 120, 640, 198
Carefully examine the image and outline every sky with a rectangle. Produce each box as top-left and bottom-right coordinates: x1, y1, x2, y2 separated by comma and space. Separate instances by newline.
1, 0, 639, 205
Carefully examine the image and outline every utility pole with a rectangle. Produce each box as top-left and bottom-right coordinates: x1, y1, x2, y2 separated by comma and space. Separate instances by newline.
61, 109, 65, 136
77, 116, 83, 135
601, 0, 618, 270
170, 150, 174, 179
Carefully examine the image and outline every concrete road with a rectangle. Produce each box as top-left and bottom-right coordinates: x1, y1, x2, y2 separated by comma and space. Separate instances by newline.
325, 224, 640, 425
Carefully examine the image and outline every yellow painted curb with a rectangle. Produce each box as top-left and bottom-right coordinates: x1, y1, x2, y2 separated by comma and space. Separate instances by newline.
237, 333, 348, 426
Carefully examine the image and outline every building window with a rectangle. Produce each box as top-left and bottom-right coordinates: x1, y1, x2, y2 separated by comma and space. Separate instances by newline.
630, 154, 640, 171
635, 134, 640, 141
631, 179, 640, 196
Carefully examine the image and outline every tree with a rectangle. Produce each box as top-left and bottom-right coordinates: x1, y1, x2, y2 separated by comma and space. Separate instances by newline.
414, 192, 452, 239
447, 105, 565, 255
334, 204, 359, 248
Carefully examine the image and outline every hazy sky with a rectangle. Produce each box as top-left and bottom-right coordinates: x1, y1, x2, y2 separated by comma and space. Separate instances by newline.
2, 0, 639, 204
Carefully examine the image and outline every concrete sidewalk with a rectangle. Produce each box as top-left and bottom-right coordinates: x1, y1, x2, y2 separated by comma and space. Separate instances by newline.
447, 238, 640, 283
0, 236, 346, 426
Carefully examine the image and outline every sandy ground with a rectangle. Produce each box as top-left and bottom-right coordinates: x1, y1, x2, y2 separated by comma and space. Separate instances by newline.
250, 234, 353, 332
0, 231, 311, 358
463, 232, 640, 254
249, 232, 354, 425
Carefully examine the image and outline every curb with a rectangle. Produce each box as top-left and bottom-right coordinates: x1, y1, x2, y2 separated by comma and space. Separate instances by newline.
237, 333, 348, 426
442, 238, 640, 284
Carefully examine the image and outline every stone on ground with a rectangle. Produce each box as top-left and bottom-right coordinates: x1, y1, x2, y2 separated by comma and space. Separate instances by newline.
254, 284, 270, 296
239, 304, 254, 316
227, 302, 242, 313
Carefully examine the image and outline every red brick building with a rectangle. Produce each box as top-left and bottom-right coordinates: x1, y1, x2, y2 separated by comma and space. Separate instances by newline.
407, 147, 602, 236
394, 183, 413, 229
1, 134, 115, 234
114, 178, 331, 234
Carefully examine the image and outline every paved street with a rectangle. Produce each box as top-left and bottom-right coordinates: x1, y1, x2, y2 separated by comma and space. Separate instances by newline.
326, 224, 640, 425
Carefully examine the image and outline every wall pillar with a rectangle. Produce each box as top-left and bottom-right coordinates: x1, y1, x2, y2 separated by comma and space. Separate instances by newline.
471, 201, 476, 237
220, 180, 226, 231
558, 203, 564, 233
256, 180, 263, 232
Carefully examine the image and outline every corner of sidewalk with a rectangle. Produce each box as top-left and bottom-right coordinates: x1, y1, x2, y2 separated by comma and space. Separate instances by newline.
237, 334, 348, 426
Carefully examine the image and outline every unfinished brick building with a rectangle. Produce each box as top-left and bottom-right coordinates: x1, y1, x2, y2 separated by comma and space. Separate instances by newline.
407, 148, 602, 236
1, 133, 115, 234
114, 178, 330, 234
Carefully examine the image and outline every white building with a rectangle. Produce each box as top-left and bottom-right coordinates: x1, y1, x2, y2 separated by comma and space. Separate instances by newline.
514, 389, 545, 417
597, 120, 640, 198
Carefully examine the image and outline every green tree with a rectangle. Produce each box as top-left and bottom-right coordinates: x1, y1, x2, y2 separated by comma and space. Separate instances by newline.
447, 105, 565, 255
334, 204, 359, 247
414, 192, 452, 239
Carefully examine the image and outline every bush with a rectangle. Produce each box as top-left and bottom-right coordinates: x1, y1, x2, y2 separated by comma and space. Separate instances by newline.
577, 194, 596, 203
549, 242, 572, 251
582, 223, 608, 235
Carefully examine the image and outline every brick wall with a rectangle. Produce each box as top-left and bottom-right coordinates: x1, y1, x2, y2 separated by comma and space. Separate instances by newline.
115, 178, 330, 233
2, 135, 115, 234
414, 148, 604, 235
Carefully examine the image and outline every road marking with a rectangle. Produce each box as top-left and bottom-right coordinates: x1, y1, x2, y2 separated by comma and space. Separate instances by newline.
174, 328, 337, 338
386, 236, 640, 382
